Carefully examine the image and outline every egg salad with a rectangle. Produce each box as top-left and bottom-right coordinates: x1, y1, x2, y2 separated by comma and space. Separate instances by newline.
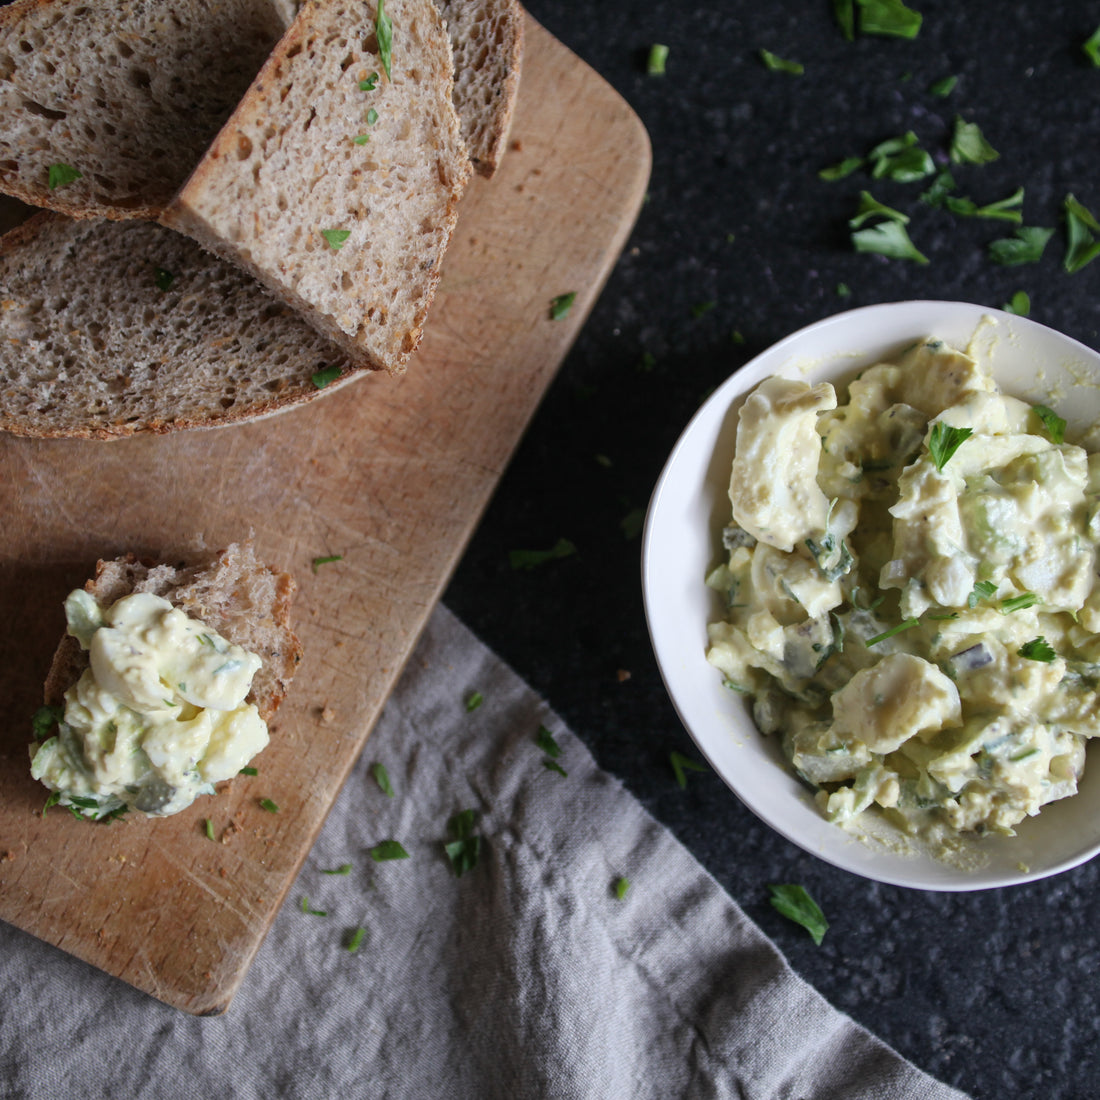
706, 338, 1100, 841
31, 589, 268, 819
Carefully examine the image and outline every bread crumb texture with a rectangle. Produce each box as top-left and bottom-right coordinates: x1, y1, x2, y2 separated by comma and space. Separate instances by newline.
0, 0, 290, 218
165, 0, 471, 372
0, 214, 352, 437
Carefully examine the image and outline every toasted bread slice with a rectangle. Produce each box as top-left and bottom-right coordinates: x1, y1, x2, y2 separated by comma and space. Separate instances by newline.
162, 0, 472, 373
44, 541, 303, 724
0, 0, 291, 219
0, 212, 356, 438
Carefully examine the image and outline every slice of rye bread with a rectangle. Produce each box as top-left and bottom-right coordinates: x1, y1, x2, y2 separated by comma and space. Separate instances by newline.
437, 0, 522, 176
0, 212, 358, 439
44, 541, 303, 725
0, 0, 293, 220
161, 0, 472, 374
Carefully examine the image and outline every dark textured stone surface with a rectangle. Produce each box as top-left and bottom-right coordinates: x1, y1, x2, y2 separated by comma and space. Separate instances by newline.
444, 4, 1100, 1096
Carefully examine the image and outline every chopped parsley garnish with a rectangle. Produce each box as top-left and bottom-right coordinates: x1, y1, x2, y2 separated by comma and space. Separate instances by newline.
322, 863, 353, 875
465, 691, 484, 712
852, 220, 928, 264
509, 538, 576, 570
347, 927, 366, 953
154, 267, 176, 291
819, 156, 864, 182
42, 790, 61, 816
670, 749, 706, 789
1032, 405, 1066, 444
759, 49, 804, 75
647, 44, 669, 75
949, 117, 999, 165
944, 187, 1024, 223
372, 762, 394, 797
768, 884, 829, 944
359, 72, 379, 91
542, 759, 568, 777
311, 553, 343, 573
614, 876, 630, 900
549, 291, 577, 320
1003, 291, 1030, 316
536, 725, 562, 758
929, 74, 957, 97
1001, 593, 1040, 614
259, 797, 279, 813
444, 810, 481, 877
366, 108, 379, 126
204, 818, 216, 841
376, 0, 393, 80
321, 228, 351, 250
239, 766, 258, 776
47, 163, 82, 189
311, 364, 342, 389
833, 0, 855, 40
1017, 637, 1056, 663
1063, 194, 1100, 274
865, 618, 919, 646
620, 508, 645, 540
1083, 25, 1100, 66
300, 896, 327, 916
837, 282, 851, 297
988, 226, 1054, 266
928, 422, 972, 470
867, 131, 933, 183
969, 580, 998, 607
849, 192, 909, 228
690, 299, 717, 319
370, 839, 409, 861
32, 704, 64, 741
353, 134, 370, 145
919, 169, 956, 208
856, 0, 922, 38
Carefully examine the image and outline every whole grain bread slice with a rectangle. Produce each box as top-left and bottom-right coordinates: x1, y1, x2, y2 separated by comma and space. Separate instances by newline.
0, 0, 292, 219
44, 541, 303, 724
0, 212, 359, 438
438, 0, 522, 176
161, 0, 472, 374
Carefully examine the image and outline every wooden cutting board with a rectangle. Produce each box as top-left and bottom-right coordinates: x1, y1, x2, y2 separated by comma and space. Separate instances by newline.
0, 14, 650, 1015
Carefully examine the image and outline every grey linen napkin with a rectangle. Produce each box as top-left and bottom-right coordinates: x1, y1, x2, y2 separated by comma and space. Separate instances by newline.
0, 605, 968, 1100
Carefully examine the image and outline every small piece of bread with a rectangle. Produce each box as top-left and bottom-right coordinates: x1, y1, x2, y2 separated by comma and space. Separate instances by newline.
0, 0, 291, 219
0, 212, 355, 438
162, 0, 472, 373
438, 0, 523, 176
44, 541, 303, 724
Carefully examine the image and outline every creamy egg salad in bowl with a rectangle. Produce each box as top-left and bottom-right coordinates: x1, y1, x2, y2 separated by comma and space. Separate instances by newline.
642, 301, 1100, 890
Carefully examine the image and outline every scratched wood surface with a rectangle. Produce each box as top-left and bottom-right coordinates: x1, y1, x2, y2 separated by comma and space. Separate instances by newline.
0, 14, 650, 1015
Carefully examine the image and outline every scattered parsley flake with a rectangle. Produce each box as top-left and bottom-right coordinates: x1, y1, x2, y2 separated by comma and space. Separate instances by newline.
1084, 25, 1100, 67
1017, 637, 1056, 663
259, 798, 279, 813
759, 49, 804, 75
950, 117, 999, 165
731, 329, 745, 344
321, 228, 351, 250
690, 299, 717, 319
204, 818, 216, 841
868, 131, 933, 183
852, 220, 928, 264
929, 74, 957, 97
857, 0, 922, 38
301, 896, 327, 916
444, 810, 481, 877
819, 156, 864, 181
849, 191, 909, 228
919, 170, 957, 209
536, 725, 562, 758
620, 508, 645, 540
42, 790, 61, 816
837, 283, 851, 298
366, 107, 379, 126
989, 226, 1054, 266
833, 0, 855, 39
969, 580, 998, 608
928, 422, 972, 470
1003, 291, 1030, 316
509, 538, 576, 570
647, 43, 669, 75
542, 759, 568, 777
944, 187, 1024, 223
47, 163, 82, 189
549, 291, 577, 320
670, 749, 706, 789
311, 364, 342, 389
154, 267, 176, 291
1001, 593, 1041, 614
322, 863, 353, 875
614, 876, 630, 900
311, 553, 343, 573
376, 0, 393, 80
1032, 405, 1066, 444
347, 926, 366, 953
769, 884, 829, 944
32, 704, 63, 741
865, 618, 919, 646
465, 691, 484, 712
1063, 194, 1100, 273
239, 766, 258, 776
372, 762, 394, 797
353, 134, 370, 145
370, 839, 409, 861
359, 72, 379, 91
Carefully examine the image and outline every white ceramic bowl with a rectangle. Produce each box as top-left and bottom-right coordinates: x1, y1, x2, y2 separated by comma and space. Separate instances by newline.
642, 301, 1100, 891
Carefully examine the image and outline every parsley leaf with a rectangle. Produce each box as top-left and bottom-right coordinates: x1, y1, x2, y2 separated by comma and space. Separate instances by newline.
969, 580, 998, 608
769, 884, 829, 944
322, 863, 353, 875
868, 131, 933, 183
819, 156, 864, 182
620, 508, 645, 540
321, 228, 351, 250
549, 291, 577, 320
542, 759, 568, 777
849, 191, 909, 228
929, 74, 957, 97
376, 0, 393, 80
154, 267, 176, 291
833, 0, 855, 40
311, 553, 343, 573
950, 117, 999, 165
370, 839, 409, 861
47, 163, 82, 189
444, 810, 481, 877
988, 226, 1054, 266
536, 724, 562, 758
647, 44, 668, 75
509, 538, 576, 570
919, 169, 957, 208
944, 186, 1024, 223
32, 704, 64, 741
928, 422, 972, 470
359, 72, 379, 91
204, 818, 216, 841
1001, 593, 1041, 614
857, 0, 922, 39
865, 618, 919, 646
670, 750, 706, 789
1063, 194, 1100, 273
760, 49, 804, 75
347, 927, 366, 953
311, 364, 342, 389
372, 762, 394, 797
1032, 405, 1066, 444
301, 896, 327, 916
239, 766, 258, 776
1083, 25, 1100, 66
366, 107, 379, 126
259, 798, 279, 813
465, 691, 484, 712
852, 220, 929, 263
1017, 637, 1056, 663
42, 790, 61, 816
690, 300, 717, 319
614, 876, 630, 900
1003, 291, 1030, 316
